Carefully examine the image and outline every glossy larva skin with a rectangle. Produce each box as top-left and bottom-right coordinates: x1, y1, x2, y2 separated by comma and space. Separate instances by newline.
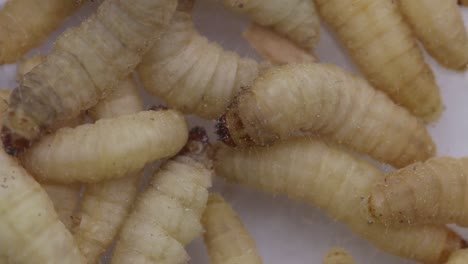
447, 249, 468, 264
2, 0, 177, 154
222, 0, 320, 49
0, 149, 86, 264
137, 11, 259, 119
42, 182, 81, 230
112, 154, 213, 263
21, 110, 188, 183
323, 248, 355, 264
202, 194, 263, 264
314, 0, 442, 121
398, 0, 468, 69
221, 63, 434, 168
214, 139, 464, 263
370, 157, 468, 227
0, 0, 85, 64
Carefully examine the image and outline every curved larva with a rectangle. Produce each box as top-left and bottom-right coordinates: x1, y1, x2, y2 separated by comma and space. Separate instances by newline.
314, 0, 442, 121
323, 248, 355, 264
218, 63, 434, 168
369, 157, 468, 227
42, 182, 81, 230
202, 193, 263, 264
137, 11, 259, 119
21, 109, 188, 183
112, 134, 213, 264
222, 0, 320, 49
1, 0, 178, 155
0, 0, 86, 64
214, 139, 464, 263
0, 148, 86, 264
447, 249, 468, 264
398, 0, 468, 69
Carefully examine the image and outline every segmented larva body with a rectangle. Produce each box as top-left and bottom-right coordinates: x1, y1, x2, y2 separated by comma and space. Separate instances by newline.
222, 0, 320, 49
214, 139, 464, 263
202, 193, 263, 264
314, 0, 442, 121
42, 182, 81, 230
137, 11, 259, 119
369, 157, 468, 227
21, 109, 188, 183
0, 0, 86, 64
218, 63, 434, 168
398, 0, 468, 69
112, 133, 213, 264
2, 0, 177, 155
447, 249, 468, 264
0, 149, 86, 264
323, 248, 355, 264
74, 75, 144, 263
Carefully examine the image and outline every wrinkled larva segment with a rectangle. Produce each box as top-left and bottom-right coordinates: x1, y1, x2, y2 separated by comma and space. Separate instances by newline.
369, 157, 468, 227
21, 109, 188, 184
398, 0, 468, 69
218, 63, 435, 168
314, 0, 442, 121
323, 248, 355, 264
41, 182, 82, 230
1, 0, 177, 155
137, 11, 259, 119
202, 193, 263, 264
222, 0, 320, 49
447, 249, 468, 264
214, 139, 465, 263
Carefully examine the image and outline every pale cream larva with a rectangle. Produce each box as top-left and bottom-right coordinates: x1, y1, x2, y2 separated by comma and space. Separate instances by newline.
202, 193, 263, 264
218, 63, 435, 168
1, 0, 178, 155
137, 11, 259, 119
111, 128, 213, 264
214, 139, 464, 263
447, 249, 468, 264
314, 0, 442, 121
398, 0, 468, 69
21, 109, 188, 183
323, 248, 355, 264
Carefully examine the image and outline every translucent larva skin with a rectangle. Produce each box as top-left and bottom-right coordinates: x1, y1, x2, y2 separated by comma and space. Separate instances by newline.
314, 0, 442, 121
0, 149, 86, 264
2, 0, 178, 155
369, 157, 468, 227
112, 134, 213, 264
219, 63, 435, 168
323, 248, 355, 264
447, 249, 468, 264
0, 0, 85, 64
214, 139, 464, 263
21, 110, 188, 183
222, 0, 320, 49
137, 11, 259, 119
202, 193, 263, 264
42, 182, 81, 230
398, 0, 468, 69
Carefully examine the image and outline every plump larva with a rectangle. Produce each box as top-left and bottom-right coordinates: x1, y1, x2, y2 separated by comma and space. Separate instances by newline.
202, 193, 263, 264
398, 0, 468, 69
323, 248, 355, 264
1, 0, 178, 155
217, 63, 435, 168
214, 139, 464, 263
137, 11, 259, 119
42, 182, 81, 230
111, 128, 213, 264
0, 148, 86, 264
222, 0, 320, 49
314, 0, 442, 121
447, 249, 468, 264
0, 0, 86, 64
369, 157, 468, 227
21, 109, 188, 183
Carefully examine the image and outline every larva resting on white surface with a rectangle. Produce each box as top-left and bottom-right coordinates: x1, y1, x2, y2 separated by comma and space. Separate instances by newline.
111, 128, 213, 264
369, 157, 468, 227
74, 75, 144, 263
0, 0, 86, 64
217, 63, 435, 168
221, 0, 320, 50
447, 249, 468, 264
1, 0, 178, 155
323, 248, 355, 264
21, 109, 188, 184
137, 11, 259, 119
42, 182, 82, 230
214, 139, 465, 263
314, 0, 442, 121
398, 0, 468, 69
202, 193, 263, 264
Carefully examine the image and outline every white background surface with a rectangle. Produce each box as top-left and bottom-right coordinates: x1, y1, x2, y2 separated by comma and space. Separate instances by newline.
1, 1, 468, 263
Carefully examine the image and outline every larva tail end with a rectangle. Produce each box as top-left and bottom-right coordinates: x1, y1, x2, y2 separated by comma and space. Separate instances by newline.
439, 229, 467, 263
1, 126, 31, 156
215, 115, 236, 147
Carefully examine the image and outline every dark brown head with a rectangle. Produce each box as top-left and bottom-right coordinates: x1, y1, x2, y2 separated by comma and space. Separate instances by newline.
1, 126, 31, 156
215, 114, 235, 147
